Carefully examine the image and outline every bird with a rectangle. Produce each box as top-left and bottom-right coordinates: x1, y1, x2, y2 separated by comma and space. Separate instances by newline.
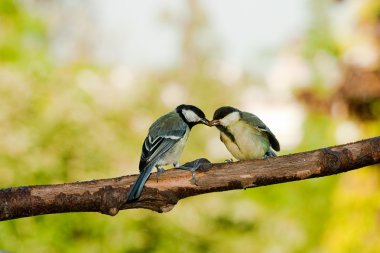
210, 106, 280, 160
127, 104, 210, 202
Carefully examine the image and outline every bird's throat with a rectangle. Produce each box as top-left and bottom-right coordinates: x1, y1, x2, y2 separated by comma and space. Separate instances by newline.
217, 125, 236, 143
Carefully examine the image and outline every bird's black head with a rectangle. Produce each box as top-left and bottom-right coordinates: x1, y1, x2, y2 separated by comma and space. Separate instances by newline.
211, 106, 241, 128
176, 104, 210, 128
212, 106, 240, 120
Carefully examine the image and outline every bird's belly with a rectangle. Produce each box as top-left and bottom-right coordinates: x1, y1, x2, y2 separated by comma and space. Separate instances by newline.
222, 127, 269, 160
158, 130, 190, 166
222, 136, 243, 160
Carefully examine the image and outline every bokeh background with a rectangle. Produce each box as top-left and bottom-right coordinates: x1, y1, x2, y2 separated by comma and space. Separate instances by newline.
1, 0, 380, 252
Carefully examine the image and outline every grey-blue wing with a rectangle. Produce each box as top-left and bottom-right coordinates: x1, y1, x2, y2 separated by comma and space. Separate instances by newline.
128, 137, 179, 202
139, 135, 180, 171
139, 111, 187, 171
242, 112, 280, 151
127, 111, 187, 202
129, 133, 183, 202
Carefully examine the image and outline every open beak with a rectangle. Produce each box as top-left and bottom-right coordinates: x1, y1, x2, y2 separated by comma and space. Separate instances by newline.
209, 119, 221, 126
200, 118, 211, 126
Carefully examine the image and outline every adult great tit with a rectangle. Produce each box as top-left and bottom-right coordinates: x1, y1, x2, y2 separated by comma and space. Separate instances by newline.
127, 104, 210, 202
210, 106, 280, 160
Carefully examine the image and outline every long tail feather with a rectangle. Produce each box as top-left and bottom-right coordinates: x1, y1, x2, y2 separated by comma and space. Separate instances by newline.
127, 163, 155, 202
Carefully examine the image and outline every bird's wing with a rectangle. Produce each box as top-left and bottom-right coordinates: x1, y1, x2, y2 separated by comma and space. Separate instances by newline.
241, 112, 280, 151
129, 133, 182, 202
139, 111, 187, 171
128, 112, 187, 202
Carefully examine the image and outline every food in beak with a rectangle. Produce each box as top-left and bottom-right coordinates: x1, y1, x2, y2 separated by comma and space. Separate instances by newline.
201, 118, 211, 126
210, 120, 220, 126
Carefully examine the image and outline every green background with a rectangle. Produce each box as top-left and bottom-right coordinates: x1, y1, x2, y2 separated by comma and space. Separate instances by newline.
1, 0, 380, 252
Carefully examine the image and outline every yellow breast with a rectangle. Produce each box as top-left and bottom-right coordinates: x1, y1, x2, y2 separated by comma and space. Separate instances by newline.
220, 121, 269, 160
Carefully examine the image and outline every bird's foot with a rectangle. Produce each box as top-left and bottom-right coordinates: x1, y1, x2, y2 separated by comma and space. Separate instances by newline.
225, 158, 234, 163
264, 151, 277, 159
176, 158, 212, 184
156, 167, 165, 182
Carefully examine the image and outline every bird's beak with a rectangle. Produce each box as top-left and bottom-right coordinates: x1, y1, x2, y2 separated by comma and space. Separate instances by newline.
209, 119, 221, 126
200, 118, 212, 126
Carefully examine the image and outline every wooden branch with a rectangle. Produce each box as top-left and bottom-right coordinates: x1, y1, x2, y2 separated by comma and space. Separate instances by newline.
1, 136, 380, 221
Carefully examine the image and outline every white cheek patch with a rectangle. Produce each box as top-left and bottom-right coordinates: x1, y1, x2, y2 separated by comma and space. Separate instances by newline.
220, 111, 240, 126
182, 109, 201, 123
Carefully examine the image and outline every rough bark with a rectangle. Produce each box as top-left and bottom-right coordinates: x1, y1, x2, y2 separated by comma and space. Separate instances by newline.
1, 136, 380, 221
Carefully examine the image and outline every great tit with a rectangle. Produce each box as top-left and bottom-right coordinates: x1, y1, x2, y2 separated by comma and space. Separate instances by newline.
127, 104, 210, 202
210, 106, 280, 160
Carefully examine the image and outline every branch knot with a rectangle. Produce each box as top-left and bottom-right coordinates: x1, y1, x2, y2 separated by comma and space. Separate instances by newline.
321, 148, 341, 172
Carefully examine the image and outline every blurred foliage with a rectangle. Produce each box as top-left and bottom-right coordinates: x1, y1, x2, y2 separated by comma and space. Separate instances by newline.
0, 0, 380, 253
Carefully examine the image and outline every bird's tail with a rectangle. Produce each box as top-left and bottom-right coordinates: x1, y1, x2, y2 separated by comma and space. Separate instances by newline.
127, 162, 155, 202
265, 149, 277, 158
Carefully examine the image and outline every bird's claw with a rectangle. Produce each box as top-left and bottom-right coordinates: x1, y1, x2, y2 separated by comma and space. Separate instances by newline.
176, 164, 199, 184
225, 158, 234, 163
176, 158, 212, 185
156, 167, 165, 182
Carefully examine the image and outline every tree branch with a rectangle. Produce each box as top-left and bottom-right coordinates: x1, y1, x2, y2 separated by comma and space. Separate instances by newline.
1, 136, 380, 221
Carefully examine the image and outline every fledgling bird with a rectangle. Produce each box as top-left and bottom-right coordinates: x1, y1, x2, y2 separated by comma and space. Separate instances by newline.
127, 104, 210, 202
210, 106, 280, 160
